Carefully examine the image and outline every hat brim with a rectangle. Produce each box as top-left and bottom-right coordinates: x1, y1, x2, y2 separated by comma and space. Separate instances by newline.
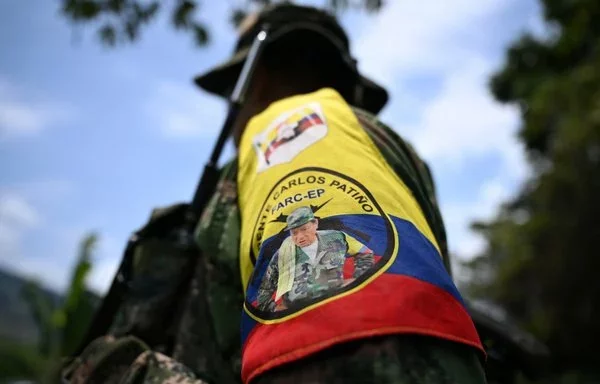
283, 216, 318, 231
283, 222, 310, 232
193, 46, 389, 115
193, 47, 249, 98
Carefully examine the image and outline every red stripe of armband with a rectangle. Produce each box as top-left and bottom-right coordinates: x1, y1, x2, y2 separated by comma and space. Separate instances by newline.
241, 274, 484, 383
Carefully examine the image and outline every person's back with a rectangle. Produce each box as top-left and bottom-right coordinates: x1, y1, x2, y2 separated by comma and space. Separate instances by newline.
190, 4, 486, 382
230, 89, 485, 384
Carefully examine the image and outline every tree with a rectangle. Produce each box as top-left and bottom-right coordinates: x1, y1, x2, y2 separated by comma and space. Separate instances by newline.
58, 0, 384, 47
463, 0, 600, 381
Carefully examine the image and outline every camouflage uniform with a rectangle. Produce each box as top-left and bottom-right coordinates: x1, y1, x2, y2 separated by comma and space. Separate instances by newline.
163, 109, 483, 383
187, 108, 486, 384
63, 4, 488, 384
63, 107, 486, 384
253, 335, 486, 384
62, 335, 208, 384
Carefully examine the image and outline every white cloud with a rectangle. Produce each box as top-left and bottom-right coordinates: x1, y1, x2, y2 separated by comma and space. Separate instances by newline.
4, 179, 76, 207
402, 58, 528, 175
0, 77, 74, 140
442, 176, 513, 260
0, 192, 42, 263
0, 192, 76, 295
444, 175, 518, 286
408, 58, 530, 259
349, 0, 540, 172
0, 180, 77, 269
147, 80, 227, 138
0, 180, 120, 294
0, 193, 41, 228
353, 0, 516, 86
88, 256, 119, 294
352, 0, 531, 167
0, 224, 20, 258
0, 184, 79, 294
2, 226, 121, 295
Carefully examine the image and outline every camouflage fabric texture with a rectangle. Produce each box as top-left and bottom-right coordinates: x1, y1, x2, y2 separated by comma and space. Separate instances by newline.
256, 229, 374, 311
253, 335, 486, 384
108, 212, 197, 350
284, 205, 315, 229
63, 108, 485, 384
62, 335, 208, 384
173, 161, 243, 384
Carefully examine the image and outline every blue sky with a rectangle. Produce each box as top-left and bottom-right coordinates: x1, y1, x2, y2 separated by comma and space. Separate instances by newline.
0, 0, 545, 293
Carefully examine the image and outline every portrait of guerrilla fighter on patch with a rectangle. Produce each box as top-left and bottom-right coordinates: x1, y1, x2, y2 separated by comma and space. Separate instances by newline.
256, 206, 375, 312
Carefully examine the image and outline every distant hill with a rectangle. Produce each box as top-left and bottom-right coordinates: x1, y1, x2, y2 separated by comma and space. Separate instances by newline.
0, 268, 100, 345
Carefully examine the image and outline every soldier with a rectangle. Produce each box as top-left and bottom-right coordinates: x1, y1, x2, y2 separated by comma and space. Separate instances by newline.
256, 206, 374, 311
191, 3, 488, 384
63, 3, 490, 384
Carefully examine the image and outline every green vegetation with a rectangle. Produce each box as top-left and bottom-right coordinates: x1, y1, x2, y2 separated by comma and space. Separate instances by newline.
58, 0, 384, 47
0, 234, 100, 384
462, 0, 600, 381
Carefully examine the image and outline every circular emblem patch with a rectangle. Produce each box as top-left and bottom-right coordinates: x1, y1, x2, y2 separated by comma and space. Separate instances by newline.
245, 167, 396, 321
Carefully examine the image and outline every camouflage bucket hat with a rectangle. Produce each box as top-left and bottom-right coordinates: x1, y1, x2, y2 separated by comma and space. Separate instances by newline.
193, 3, 389, 115
285, 206, 316, 231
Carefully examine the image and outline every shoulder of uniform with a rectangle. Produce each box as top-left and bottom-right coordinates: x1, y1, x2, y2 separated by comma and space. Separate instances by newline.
140, 203, 190, 237
220, 157, 238, 171
351, 106, 430, 173
350, 108, 449, 267
350, 106, 402, 143
350, 105, 441, 205
350, 106, 402, 146
350, 106, 379, 127
219, 157, 239, 180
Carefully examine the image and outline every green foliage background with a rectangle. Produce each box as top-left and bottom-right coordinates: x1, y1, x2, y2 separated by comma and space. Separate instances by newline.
462, 0, 600, 382
0, 234, 99, 384
58, 0, 384, 47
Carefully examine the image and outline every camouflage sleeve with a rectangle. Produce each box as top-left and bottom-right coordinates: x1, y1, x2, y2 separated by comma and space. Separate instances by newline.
62, 335, 210, 384
343, 233, 374, 278
122, 350, 209, 384
257, 253, 279, 311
